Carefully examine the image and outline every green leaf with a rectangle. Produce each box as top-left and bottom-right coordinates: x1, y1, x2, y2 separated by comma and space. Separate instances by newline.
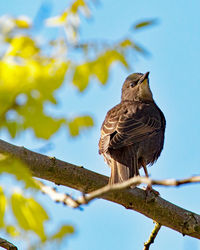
0, 156, 38, 189
0, 187, 6, 227
11, 193, 48, 241
133, 19, 158, 30
51, 225, 74, 241
68, 116, 94, 136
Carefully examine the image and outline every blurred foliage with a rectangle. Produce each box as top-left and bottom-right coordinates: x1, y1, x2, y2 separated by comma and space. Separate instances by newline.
0, 187, 6, 228
51, 225, 74, 241
0, 156, 75, 249
11, 193, 48, 241
68, 115, 94, 136
73, 49, 129, 91
0, 0, 153, 249
0, 0, 149, 140
0, 155, 38, 189
133, 18, 158, 30
0, 34, 68, 139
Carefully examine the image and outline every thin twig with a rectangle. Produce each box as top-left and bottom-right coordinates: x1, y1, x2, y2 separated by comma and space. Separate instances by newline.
36, 180, 81, 208
37, 175, 200, 208
143, 222, 161, 250
76, 175, 200, 206
0, 237, 18, 250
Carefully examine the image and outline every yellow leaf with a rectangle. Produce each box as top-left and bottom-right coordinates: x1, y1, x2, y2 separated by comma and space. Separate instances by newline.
6, 225, 20, 237
18, 100, 66, 139
71, 0, 86, 13
73, 63, 90, 91
45, 11, 68, 27
0, 156, 38, 189
92, 50, 129, 85
72, 50, 129, 90
0, 187, 6, 227
104, 50, 129, 68
4, 121, 21, 139
11, 193, 48, 241
0, 39, 69, 139
14, 16, 31, 29
120, 39, 132, 48
51, 225, 74, 241
11, 193, 29, 230
68, 116, 94, 136
91, 57, 108, 84
6, 36, 39, 58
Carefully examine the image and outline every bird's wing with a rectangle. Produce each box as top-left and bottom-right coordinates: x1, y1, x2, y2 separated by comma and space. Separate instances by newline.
109, 104, 162, 149
98, 105, 120, 154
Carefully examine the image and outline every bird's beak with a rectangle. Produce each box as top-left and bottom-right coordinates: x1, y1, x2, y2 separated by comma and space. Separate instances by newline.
138, 72, 153, 100
138, 72, 150, 85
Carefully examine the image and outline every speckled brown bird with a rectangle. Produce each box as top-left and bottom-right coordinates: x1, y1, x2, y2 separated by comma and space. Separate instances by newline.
99, 72, 166, 185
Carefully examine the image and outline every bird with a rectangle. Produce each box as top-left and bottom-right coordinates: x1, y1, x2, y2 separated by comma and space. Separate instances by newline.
98, 72, 166, 187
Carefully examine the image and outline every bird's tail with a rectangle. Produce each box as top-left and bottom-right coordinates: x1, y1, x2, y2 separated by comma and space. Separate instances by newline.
109, 155, 139, 185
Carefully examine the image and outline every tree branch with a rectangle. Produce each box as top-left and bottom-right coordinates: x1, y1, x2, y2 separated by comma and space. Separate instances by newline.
143, 222, 161, 250
0, 139, 200, 239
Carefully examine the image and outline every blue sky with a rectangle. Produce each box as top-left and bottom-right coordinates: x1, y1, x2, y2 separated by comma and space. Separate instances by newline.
1, 0, 200, 249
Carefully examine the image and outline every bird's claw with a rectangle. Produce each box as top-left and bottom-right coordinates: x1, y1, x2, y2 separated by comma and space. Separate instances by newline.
144, 184, 160, 200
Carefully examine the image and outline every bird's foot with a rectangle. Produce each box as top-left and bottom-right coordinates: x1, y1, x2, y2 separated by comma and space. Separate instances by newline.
144, 184, 160, 197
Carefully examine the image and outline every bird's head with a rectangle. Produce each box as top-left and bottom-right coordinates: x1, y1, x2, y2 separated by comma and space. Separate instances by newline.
121, 72, 153, 102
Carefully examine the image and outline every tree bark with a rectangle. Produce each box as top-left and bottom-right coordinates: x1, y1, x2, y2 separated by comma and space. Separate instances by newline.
0, 139, 199, 239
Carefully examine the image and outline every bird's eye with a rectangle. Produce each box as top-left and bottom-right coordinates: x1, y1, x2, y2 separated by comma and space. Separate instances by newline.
130, 82, 136, 88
